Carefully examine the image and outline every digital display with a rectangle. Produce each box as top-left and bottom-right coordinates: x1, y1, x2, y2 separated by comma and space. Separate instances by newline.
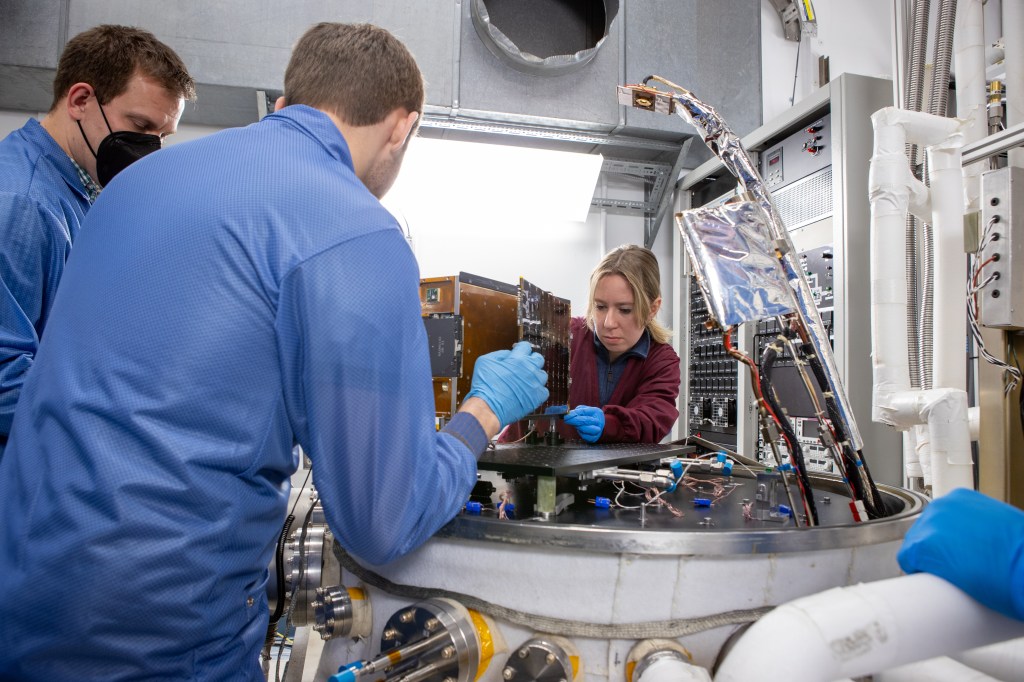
801, 418, 818, 439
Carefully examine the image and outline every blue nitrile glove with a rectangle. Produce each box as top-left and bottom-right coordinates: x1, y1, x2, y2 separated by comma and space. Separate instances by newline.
564, 405, 605, 443
898, 487, 1024, 621
464, 341, 549, 427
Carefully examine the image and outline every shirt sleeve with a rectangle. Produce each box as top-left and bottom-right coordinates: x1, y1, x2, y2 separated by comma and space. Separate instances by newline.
0, 193, 64, 443
275, 228, 481, 566
601, 344, 681, 443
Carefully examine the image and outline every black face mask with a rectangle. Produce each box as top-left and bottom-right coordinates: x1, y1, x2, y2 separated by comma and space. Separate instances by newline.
77, 102, 162, 186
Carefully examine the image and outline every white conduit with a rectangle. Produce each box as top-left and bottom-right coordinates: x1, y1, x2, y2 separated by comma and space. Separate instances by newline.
713, 574, 1024, 682
869, 107, 973, 493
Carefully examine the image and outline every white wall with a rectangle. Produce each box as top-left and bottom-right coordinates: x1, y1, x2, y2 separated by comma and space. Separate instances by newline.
761, 0, 895, 122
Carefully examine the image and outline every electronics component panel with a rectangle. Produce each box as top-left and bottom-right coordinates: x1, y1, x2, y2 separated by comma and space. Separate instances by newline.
420, 273, 519, 418
686, 279, 737, 448
754, 244, 835, 471
761, 113, 832, 190
519, 278, 571, 412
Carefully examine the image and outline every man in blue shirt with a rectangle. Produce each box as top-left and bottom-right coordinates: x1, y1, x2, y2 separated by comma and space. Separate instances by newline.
0, 22, 548, 681
0, 25, 195, 456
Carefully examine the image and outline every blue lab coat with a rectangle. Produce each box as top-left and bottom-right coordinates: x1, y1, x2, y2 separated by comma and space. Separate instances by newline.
0, 118, 91, 455
0, 105, 484, 681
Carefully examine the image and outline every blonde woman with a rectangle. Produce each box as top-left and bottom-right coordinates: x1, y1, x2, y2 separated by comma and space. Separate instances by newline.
563, 244, 680, 443
503, 245, 681, 444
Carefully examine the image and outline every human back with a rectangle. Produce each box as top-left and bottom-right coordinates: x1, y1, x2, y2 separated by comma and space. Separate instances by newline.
0, 23, 470, 681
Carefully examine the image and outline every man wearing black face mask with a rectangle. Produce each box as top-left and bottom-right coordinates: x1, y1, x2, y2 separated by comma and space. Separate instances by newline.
0, 25, 195, 456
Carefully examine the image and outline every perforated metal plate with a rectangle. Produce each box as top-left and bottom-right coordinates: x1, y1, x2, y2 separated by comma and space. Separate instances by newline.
478, 442, 695, 476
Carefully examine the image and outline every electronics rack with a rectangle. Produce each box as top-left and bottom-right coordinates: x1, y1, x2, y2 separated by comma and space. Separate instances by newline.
421, 273, 571, 420
677, 73, 902, 485
753, 245, 836, 471
420, 273, 519, 419
687, 280, 738, 447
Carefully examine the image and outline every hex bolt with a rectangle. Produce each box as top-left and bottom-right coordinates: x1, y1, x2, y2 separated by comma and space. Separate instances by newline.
502, 667, 516, 680
442, 677, 456, 682
382, 628, 399, 640
441, 645, 456, 659
399, 610, 416, 624
424, 617, 440, 632
518, 647, 529, 659
823, 496, 831, 504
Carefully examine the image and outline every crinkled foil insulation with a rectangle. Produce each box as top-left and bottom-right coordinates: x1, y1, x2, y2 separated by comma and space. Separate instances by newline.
678, 201, 793, 327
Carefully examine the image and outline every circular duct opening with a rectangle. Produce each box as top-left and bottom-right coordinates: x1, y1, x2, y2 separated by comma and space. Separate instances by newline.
472, 0, 620, 75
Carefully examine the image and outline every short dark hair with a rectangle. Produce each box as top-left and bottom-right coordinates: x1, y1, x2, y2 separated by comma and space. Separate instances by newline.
284, 23, 424, 126
50, 25, 196, 110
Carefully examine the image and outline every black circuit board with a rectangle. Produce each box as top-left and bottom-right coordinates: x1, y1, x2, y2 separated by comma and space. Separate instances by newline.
519, 278, 571, 411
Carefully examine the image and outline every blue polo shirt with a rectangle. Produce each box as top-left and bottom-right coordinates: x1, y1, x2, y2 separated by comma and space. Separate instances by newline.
0, 118, 91, 455
0, 105, 486, 681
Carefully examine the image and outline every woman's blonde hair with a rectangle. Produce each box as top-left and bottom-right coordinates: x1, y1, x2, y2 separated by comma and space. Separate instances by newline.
586, 244, 672, 345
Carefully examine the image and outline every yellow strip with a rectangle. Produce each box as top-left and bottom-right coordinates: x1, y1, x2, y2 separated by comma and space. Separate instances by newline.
469, 610, 493, 681
802, 0, 816, 22
570, 655, 579, 679
347, 587, 366, 601
625, 660, 636, 682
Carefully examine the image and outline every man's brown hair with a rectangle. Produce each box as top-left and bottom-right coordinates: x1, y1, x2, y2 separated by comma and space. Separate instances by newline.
284, 23, 424, 126
50, 24, 196, 110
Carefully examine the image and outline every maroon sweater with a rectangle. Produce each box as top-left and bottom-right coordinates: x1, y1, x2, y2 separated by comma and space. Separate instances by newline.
502, 317, 681, 443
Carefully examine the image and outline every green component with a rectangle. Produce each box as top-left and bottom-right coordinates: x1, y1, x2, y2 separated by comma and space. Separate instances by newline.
536, 476, 557, 515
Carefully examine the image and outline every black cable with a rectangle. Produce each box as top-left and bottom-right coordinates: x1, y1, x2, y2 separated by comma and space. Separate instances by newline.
262, 464, 312, 666
760, 342, 820, 525
798, 341, 888, 518
276, 499, 317, 682
264, 514, 295, 642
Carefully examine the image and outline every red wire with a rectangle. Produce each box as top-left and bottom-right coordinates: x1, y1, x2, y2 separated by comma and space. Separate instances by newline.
723, 329, 814, 522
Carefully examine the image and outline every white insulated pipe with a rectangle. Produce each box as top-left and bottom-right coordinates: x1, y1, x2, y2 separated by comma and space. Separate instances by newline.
635, 656, 712, 682
713, 573, 1024, 682
869, 110, 920, 424
954, 637, 1024, 680
927, 138, 967, 392
1005, 0, 1024, 167
891, 389, 973, 495
878, 656, 1004, 681
869, 108, 972, 491
954, 0, 987, 209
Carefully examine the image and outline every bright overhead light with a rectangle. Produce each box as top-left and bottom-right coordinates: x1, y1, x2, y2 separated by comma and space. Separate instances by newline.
382, 137, 603, 231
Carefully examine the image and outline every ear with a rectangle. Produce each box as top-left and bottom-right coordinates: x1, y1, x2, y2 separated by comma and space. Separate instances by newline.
649, 296, 662, 320
386, 109, 420, 151
65, 82, 94, 121
274, 96, 286, 112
